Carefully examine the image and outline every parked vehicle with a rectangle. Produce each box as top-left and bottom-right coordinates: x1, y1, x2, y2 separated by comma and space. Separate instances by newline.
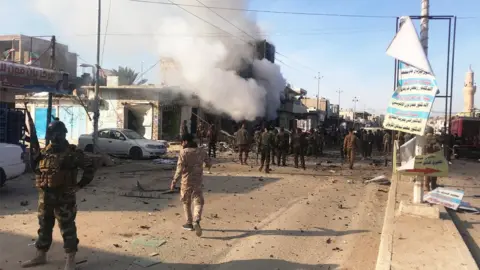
78, 128, 168, 160
0, 143, 26, 186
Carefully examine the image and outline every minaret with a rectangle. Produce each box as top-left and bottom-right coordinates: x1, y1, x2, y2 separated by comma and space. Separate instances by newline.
463, 65, 476, 116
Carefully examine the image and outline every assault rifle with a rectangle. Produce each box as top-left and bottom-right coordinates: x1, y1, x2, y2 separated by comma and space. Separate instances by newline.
24, 102, 40, 170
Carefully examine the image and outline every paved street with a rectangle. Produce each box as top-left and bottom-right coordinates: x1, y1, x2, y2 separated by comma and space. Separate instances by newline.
0, 153, 389, 270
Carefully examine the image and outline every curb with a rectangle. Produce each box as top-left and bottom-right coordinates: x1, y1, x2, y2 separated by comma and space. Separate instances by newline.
375, 173, 398, 270
375, 174, 479, 270
445, 208, 479, 270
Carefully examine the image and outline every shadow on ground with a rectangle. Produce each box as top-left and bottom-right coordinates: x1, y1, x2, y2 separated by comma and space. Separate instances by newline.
0, 231, 339, 270
202, 227, 369, 241
0, 169, 280, 216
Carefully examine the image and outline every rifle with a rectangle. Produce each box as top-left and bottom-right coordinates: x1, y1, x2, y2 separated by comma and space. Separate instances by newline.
24, 102, 40, 170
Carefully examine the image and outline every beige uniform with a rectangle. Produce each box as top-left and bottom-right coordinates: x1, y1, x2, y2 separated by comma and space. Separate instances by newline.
344, 133, 357, 169
173, 147, 212, 224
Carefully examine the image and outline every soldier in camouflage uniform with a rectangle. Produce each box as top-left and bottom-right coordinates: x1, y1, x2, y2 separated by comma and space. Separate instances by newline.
170, 133, 212, 237
307, 128, 318, 156
424, 126, 442, 192
22, 121, 95, 270
275, 127, 289, 166
259, 127, 274, 173
254, 128, 262, 164
344, 128, 357, 169
270, 128, 278, 165
292, 128, 306, 169
317, 128, 325, 156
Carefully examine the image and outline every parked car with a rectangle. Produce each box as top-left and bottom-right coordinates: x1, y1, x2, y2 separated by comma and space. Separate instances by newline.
78, 128, 168, 160
0, 143, 26, 186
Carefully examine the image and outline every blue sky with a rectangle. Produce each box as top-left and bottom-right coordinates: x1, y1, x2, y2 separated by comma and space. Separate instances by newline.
3, 0, 479, 115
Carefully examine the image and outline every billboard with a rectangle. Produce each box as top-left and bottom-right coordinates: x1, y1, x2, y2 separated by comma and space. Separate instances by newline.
0, 60, 71, 94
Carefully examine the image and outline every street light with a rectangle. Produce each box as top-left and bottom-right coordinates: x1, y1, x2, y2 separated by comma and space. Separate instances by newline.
352, 97, 359, 123
314, 72, 324, 111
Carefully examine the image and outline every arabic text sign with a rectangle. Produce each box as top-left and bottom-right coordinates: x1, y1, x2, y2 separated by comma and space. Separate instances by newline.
397, 150, 448, 177
383, 63, 438, 135
424, 188, 464, 210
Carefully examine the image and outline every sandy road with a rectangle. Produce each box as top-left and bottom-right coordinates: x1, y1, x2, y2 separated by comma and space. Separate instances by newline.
0, 155, 389, 270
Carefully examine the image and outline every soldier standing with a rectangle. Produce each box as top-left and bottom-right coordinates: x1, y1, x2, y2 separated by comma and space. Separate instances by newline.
170, 134, 212, 237
317, 128, 325, 156
276, 127, 289, 166
344, 128, 357, 169
180, 120, 189, 139
197, 121, 204, 145
253, 128, 262, 164
259, 127, 274, 173
270, 128, 278, 165
292, 128, 306, 170
307, 128, 318, 157
207, 124, 217, 158
235, 123, 250, 165
383, 132, 391, 153
367, 130, 374, 157
22, 121, 95, 270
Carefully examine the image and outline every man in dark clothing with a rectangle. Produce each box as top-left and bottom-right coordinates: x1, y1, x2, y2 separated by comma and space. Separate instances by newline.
207, 124, 217, 158
235, 123, 250, 165
292, 128, 306, 169
22, 121, 96, 270
276, 127, 289, 166
259, 127, 274, 173
307, 128, 318, 157
367, 130, 374, 157
270, 128, 278, 165
362, 130, 369, 158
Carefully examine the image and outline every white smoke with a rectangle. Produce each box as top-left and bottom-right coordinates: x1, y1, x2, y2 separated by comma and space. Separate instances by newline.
155, 1, 286, 121
31, 0, 286, 121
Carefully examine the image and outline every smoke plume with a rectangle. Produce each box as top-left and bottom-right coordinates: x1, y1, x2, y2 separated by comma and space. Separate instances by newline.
155, 0, 286, 121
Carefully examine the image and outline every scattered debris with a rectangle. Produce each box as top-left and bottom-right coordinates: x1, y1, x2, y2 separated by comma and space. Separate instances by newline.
152, 158, 177, 165
258, 177, 264, 182
132, 237, 166, 248
347, 180, 353, 184
378, 189, 388, 193
76, 260, 88, 265
329, 170, 336, 174
332, 247, 343, 252
149, 252, 159, 257
210, 213, 219, 219
139, 225, 151, 230
113, 244, 121, 248
364, 175, 390, 185
326, 238, 332, 244
338, 204, 343, 209
424, 188, 464, 210
254, 226, 258, 230
133, 257, 162, 268
458, 201, 480, 214
20, 201, 29, 206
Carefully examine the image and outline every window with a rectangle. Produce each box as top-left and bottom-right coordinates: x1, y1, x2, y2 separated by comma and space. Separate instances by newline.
98, 130, 110, 138
112, 131, 125, 140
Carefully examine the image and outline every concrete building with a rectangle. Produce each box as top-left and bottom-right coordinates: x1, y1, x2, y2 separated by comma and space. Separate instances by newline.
463, 65, 476, 116
0, 35, 77, 76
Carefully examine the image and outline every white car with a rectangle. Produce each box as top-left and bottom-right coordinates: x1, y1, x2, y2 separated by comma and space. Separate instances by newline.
0, 143, 26, 186
78, 128, 168, 159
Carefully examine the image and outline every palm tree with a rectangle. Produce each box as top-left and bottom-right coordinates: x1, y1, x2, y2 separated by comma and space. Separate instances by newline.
112, 66, 139, 85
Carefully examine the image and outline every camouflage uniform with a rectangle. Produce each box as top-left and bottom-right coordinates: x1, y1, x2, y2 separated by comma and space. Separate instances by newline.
317, 129, 325, 156
259, 129, 274, 173
307, 129, 318, 156
172, 147, 212, 228
292, 130, 306, 169
235, 126, 250, 165
275, 129, 289, 166
344, 132, 357, 169
424, 132, 442, 192
254, 130, 261, 163
23, 121, 95, 270
270, 129, 278, 165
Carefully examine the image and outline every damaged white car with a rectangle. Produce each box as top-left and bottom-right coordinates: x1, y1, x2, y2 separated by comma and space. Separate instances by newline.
78, 128, 168, 159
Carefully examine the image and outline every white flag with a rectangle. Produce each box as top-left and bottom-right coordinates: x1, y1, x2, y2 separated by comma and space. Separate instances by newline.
386, 16, 433, 75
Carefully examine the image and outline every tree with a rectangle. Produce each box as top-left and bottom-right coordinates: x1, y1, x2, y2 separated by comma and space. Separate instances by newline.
112, 66, 139, 85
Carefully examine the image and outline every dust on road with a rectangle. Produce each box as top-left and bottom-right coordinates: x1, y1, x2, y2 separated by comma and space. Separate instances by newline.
0, 154, 389, 270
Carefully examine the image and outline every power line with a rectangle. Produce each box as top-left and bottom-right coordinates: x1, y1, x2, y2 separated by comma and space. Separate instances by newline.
275, 52, 316, 73
130, 0, 397, 18
195, 0, 256, 40
101, 0, 112, 65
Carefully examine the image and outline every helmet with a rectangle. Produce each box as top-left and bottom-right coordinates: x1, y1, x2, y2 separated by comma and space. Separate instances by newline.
46, 120, 68, 142
425, 126, 434, 135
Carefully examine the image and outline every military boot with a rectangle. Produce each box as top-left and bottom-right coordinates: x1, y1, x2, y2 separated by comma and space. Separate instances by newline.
21, 250, 47, 268
64, 252, 76, 270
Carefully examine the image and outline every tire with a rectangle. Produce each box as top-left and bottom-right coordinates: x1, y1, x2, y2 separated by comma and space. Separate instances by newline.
0, 169, 6, 187
129, 147, 143, 160
85, 144, 94, 153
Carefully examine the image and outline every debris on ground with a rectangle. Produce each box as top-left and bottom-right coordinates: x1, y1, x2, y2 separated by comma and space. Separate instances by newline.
133, 257, 162, 268
329, 170, 336, 174
326, 238, 332, 244
332, 247, 343, 251
364, 175, 390, 185
20, 200, 29, 206
113, 244, 121, 248
424, 188, 464, 210
132, 237, 166, 248
152, 158, 177, 165
347, 180, 354, 184
76, 260, 88, 265
139, 225, 151, 230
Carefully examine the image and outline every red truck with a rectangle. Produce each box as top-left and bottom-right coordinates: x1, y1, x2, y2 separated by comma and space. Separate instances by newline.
450, 117, 480, 159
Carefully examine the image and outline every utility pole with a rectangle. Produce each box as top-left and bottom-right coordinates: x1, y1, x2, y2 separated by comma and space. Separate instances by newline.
93, 0, 102, 153
413, 0, 429, 204
45, 36, 56, 145
314, 72, 323, 111
352, 97, 359, 124
336, 89, 343, 128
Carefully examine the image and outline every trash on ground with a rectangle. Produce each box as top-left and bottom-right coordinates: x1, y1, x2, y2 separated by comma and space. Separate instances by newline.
458, 201, 480, 214
132, 237, 167, 248
117, 191, 171, 199
329, 170, 336, 173
424, 188, 464, 210
364, 175, 390, 185
152, 158, 177, 165
76, 260, 88, 265
20, 200, 29, 206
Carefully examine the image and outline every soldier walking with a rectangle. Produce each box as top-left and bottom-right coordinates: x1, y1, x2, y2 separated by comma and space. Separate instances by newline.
207, 124, 217, 158
170, 134, 212, 237
235, 123, 250, 165
276, 127, 289, 166
344, 128, 357, 169
22, 121, 95, 270
292, 128, 306, 170
259, 127, 274, 173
